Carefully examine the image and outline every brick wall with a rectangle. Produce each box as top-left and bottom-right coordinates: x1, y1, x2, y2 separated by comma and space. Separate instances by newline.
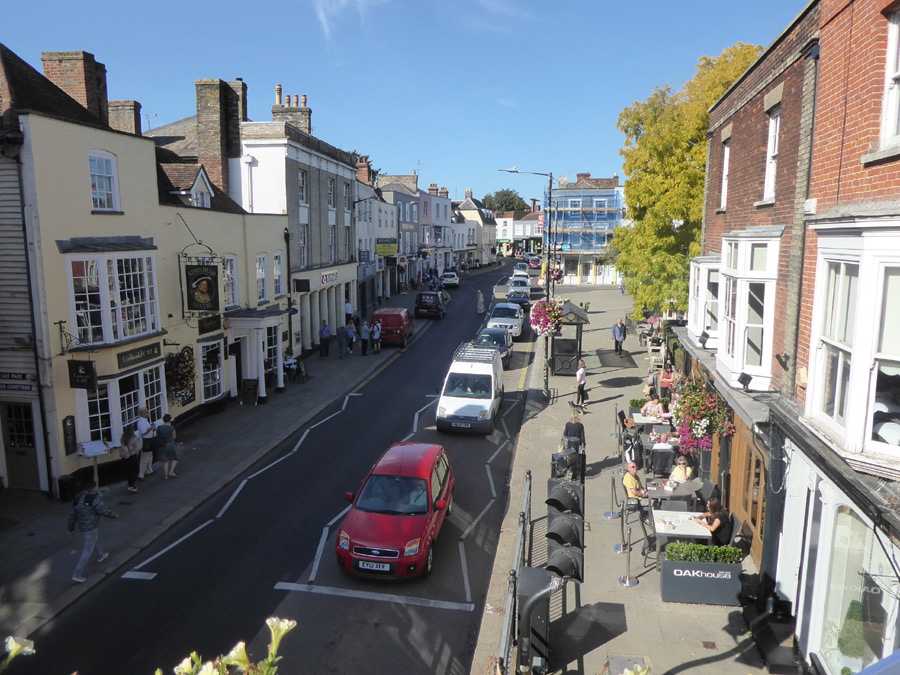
41, 51, 108, 125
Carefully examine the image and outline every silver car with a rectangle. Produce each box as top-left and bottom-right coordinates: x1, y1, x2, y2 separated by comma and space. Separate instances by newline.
487, 303, 525, 339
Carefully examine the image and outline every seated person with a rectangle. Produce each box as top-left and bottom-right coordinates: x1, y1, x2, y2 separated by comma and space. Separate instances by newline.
641, 395, 664, 418
693, 497, 733, 546
623, 461, 651, 523
651, 432, 673, 452
669, 456, 693, 482
409, 480, 428, 509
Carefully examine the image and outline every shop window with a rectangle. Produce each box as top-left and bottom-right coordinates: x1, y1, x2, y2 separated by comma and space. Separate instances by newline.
201, 343, 223, 401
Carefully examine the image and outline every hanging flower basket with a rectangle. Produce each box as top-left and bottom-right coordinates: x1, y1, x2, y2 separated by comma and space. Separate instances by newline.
669, 377, 734, 456
165, 347, 196, 407
549, 268, 564, 282
530, 299, 563, 336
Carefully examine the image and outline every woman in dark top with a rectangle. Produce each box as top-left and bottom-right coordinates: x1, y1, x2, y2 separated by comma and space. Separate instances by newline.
693, 497, 733, 546
562, 411, 586, 481
156, 414, 179, 479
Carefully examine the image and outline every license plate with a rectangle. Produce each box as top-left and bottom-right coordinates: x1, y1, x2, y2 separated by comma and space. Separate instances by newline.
452, 422, 471, 428
358, 560, 390, 571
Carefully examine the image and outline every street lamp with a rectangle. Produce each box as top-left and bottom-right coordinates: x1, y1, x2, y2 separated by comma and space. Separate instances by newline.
498, 168, 554, 300
500, 167, 554, 399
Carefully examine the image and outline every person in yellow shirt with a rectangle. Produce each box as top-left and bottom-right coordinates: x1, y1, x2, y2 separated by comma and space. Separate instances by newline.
623, 461, 651, 525
669, 456, 693, 482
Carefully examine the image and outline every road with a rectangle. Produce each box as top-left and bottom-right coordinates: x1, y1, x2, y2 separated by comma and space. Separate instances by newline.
23, 264, 537, 674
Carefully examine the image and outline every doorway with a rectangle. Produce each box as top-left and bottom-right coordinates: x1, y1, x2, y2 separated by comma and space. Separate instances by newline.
2, 402, 39, 489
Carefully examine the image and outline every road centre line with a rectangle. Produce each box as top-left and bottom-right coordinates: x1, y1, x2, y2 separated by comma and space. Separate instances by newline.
341, 393, 362, 411
309, 410, 342, 430
501, 399, 520, 417
308, 527, 330, 584
458, 541, 472, 603
290, 429, 310, 453
488, 439, 508, 464
485, 465, 496, 499
247, 451, 293, 480
216, 479, 248, 518
274, 582, 475, 612
327, 505, 351, 528
121, 571, 156, 580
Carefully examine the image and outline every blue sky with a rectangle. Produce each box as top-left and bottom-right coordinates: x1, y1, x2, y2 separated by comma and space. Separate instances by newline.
8, 0, 806, 203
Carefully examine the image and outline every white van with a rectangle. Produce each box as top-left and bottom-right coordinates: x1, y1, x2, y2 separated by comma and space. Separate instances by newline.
436, 343, 504, 434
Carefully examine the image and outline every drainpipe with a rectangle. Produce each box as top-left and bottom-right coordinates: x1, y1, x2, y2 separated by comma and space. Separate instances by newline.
284, 227, 293, 354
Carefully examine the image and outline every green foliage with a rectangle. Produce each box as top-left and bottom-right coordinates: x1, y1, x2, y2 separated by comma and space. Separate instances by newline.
482, 188, 528, 212
614, 42, 763, 319
597, 242, 621, 267
665, 542, 742, 564
838, 600, 865, 659
630, 398, 649, 410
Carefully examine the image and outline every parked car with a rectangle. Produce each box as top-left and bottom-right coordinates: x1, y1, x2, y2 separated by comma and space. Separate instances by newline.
510, 269, 530, 281
506, 288, 530, 312
523, 252, 540, 263
487, 302, 525, 339
507, 277, 530, 295
371, 307, 414, 347
440, 271, 459, 288
336, 442, 454, 578
528, 258, 542, 269
414, 291, 446, 319
514, 262, 529, 273
474, 327, 513, 368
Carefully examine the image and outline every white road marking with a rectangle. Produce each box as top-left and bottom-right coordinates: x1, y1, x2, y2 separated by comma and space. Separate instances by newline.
217, 479, 248, 518
121, 571, 156, 580
274, 582, 475, 612
290, 429, 310, 453
309, 410, 342, 429
458, 541, 472, 603
130, 519, 214, 571
485, 464, 496, 499
327, 505, 351, 528
341, 393, 362, 411
461, 498, 495, 540
308, 527, 330, 583
487, 440, 508, 464
247, 452, 292, 480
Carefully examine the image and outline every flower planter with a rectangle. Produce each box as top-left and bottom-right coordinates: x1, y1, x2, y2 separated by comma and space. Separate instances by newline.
660, 559, 742, 606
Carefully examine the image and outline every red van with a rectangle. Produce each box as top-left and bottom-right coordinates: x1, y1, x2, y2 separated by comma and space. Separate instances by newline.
371, 307, 414, 347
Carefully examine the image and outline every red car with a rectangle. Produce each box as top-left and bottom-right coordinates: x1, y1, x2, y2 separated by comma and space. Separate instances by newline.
336, 443, 454, 578
528, 258, 542, 269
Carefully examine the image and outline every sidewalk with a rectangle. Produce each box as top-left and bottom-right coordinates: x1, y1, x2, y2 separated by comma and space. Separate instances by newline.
471, 285, 766, 675
0, 275, 470, 639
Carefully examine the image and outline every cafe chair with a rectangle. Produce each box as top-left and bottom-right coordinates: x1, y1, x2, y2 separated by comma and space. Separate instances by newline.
650, 448, 674, 477
620, 483, 651, 541
729, 513, 743, 548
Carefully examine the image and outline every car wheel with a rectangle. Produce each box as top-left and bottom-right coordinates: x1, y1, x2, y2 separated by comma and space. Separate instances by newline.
421, 546, 434, 578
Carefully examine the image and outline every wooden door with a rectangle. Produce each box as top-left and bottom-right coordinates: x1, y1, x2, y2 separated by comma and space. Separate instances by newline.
728, 423, 767, 564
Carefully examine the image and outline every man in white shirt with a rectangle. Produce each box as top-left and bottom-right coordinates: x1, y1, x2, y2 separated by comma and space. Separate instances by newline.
136, 407, 156, 479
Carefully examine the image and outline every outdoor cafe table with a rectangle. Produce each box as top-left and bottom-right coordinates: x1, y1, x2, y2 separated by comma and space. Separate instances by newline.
632, 413, 662, 425
647, 479, 698, 506
652, 508, 712, 571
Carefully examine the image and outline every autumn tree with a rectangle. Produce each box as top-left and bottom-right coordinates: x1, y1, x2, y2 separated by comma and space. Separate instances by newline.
482, 188, 528, 212
613, 42, 762, 318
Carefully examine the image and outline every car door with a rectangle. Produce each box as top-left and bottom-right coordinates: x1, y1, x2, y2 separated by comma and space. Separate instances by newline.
431, 453, 451, 536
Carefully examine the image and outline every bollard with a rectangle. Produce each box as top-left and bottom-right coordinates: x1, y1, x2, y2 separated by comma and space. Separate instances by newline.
604, 472, 619, 519
618, 527, 639, 587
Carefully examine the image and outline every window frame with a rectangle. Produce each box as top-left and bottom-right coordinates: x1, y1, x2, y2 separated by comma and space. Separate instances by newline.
343, 183, 350, 210
273, 252, 284, 297
201, 342, 224, 402
763, 107, 781, 200
222, 255, 238, 307
720, 139, 731, 209
881, 10, 900, 148
298, 225, 308, 268
256, 253, 268, 304
88, 150, 120, 212
79, 364, 165, 444
328, 178, 335, 209
298, 169, 308, 205
328, 226, 335, 264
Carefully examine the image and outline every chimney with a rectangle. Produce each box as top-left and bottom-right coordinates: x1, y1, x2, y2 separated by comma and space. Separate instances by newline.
356, 155, 373, 185
465, 188, 472, 200
41, 51, 109, 125
275, 84, 282, 106
439, 187, 448, 198
108, 100, 142, 136
530, 198, 538, 213
429, 183, 438, 196
196, 79, 244, 191
576, 172, 590, 182
272, 91, 311, 133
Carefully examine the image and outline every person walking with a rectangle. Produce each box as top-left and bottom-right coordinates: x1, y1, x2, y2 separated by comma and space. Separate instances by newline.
319, 320, 331, 358
119, 424, 141, 493
612, 317, 627, 356
476, 289, 485, 315
574, 358, 587, 405
136, 407, 156, 480
336, 323, 348, 359
156, 413, 179, 479
345, 299, 353, 327
360, 321, 371, 356
372, 320, 382, 354
68, 480, 119, 583
562, 410, 587, 482
346, 321, 357, 355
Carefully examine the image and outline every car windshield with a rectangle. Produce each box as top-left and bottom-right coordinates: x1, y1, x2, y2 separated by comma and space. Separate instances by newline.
476, 332, 505, 348
492, 307, 519, 319
510, 279, 527, 286
443, 373, 492, 399
442, 274, 455, 279
355, 475, 430, 516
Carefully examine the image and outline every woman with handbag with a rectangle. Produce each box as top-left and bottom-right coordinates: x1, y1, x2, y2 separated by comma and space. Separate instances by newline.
574, 359, 587, 405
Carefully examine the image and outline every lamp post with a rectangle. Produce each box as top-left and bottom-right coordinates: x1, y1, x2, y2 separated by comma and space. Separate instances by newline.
500, 168, 554, 399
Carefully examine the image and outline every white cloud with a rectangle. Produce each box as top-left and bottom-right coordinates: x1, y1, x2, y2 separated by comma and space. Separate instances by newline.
313, 0, 387, 40
495, 98, 518, 108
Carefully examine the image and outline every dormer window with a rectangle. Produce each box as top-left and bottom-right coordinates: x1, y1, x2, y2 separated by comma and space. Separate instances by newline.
191, 191, 210, 208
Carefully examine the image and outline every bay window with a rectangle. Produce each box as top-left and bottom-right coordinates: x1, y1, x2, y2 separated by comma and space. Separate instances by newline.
81, 365, 164, 444
69, 253, 160, 345
201, 342, 223, 402
688, 257, 721, 347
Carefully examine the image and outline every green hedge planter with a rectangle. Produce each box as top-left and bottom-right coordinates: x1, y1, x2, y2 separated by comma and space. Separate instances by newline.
660, 542, 742, 607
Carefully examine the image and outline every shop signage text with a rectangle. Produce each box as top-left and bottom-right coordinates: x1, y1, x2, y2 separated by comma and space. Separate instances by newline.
117, 342, 161, 369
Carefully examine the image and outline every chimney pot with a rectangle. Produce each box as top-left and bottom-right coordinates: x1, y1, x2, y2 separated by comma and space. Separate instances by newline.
293, 95, 299, 107
301, 94, 307, 107
275, 84, 282, 106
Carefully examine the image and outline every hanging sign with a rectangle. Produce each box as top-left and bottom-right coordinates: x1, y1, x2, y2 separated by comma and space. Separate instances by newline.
68, 360, 97, 389
184, 262, 221, 313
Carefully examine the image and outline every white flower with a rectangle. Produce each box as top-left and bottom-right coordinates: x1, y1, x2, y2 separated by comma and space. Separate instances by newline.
266, 617, 297, 656
222, 641, 251, 670
4, 636, 35, 659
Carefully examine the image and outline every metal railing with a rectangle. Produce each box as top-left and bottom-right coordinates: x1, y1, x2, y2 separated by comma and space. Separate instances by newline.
497, 469, 532, 674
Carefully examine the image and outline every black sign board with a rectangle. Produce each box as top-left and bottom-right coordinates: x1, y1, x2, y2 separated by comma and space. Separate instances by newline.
185, 263, 220, 313
117, 342, 161, 369
68, 360, 97, 389
240, 378, 259, 406
62, 415, 77, 456
293, 278, 310, 293
198, 315, 222, 335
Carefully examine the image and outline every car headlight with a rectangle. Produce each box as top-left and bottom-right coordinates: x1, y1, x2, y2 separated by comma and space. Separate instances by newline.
338, 530, 350, 551
437, 406, 447, 417
404, 538, 420, 557
477, 410, 490, 420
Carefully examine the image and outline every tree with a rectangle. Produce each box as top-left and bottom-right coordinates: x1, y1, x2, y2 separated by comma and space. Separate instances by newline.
613, 42, 762, 318
482, 189, 528, 212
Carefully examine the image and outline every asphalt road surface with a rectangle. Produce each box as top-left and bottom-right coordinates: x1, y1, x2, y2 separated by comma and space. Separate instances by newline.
24, 265, 538, 674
